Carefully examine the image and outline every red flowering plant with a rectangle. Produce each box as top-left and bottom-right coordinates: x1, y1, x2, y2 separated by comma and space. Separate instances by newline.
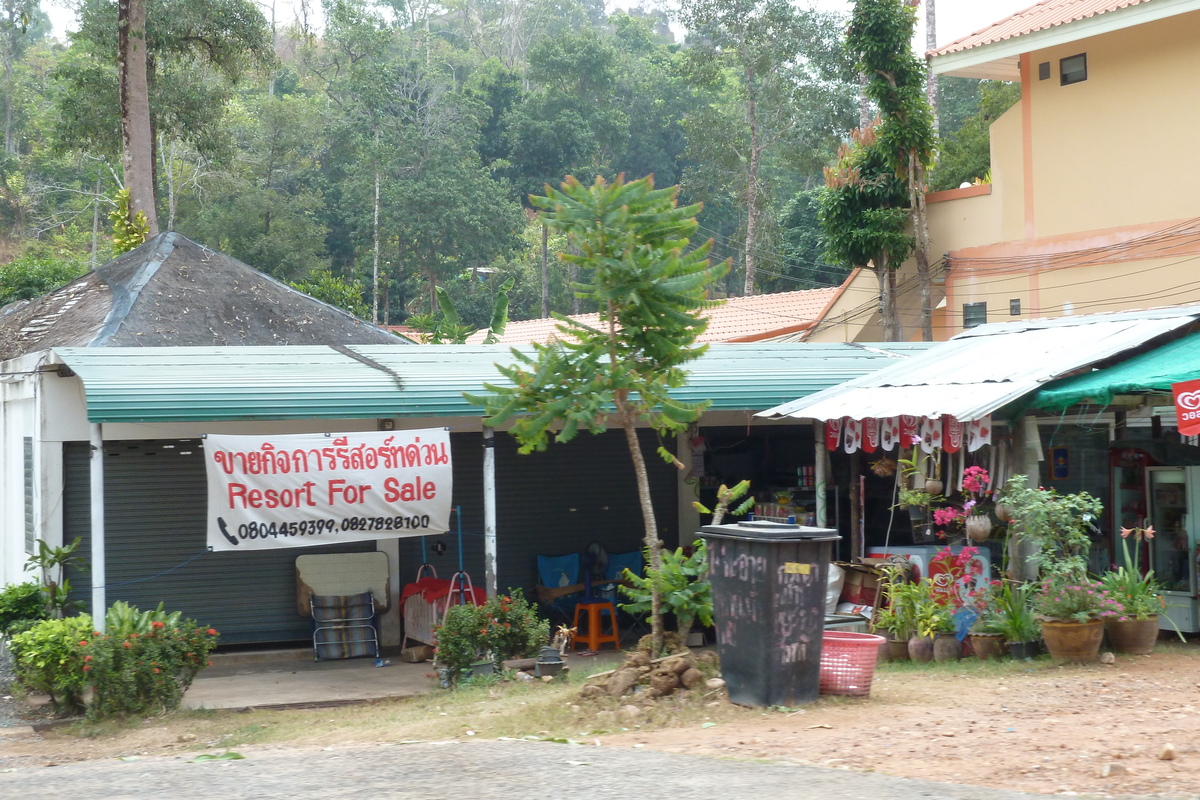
927, 546, 1002, 635
84, 601, 219, 719
434, 591, 550, 686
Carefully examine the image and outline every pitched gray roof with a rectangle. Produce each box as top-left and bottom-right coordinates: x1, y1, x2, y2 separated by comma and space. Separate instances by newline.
0, 233, 404, 360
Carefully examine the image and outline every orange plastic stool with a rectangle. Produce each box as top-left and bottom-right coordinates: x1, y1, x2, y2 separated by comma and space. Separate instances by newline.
572, 600, 620, 651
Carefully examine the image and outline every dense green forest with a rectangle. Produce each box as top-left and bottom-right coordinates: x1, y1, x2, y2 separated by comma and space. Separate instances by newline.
0, 0, 1012, 328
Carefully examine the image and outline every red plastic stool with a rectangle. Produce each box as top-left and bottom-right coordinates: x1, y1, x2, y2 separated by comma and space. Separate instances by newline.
572, 600, 620, 651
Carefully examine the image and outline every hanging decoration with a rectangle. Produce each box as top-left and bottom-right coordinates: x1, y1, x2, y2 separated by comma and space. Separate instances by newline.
967, 415, 993, 452
825, 418, 843, 451
843, 418, 863, 454
900, 415, 919, 442
918, 416, 943, 454
943, 416, 963, 454
862, 418, 879, 453
880, 416, 900, 451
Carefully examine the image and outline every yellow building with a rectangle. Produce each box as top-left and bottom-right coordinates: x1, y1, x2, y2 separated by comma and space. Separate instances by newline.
810, 0, 1200, 342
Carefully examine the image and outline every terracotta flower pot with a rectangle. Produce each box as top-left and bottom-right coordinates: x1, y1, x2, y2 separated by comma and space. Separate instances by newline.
1041, 619, 1105, 663
1106, 616, 1160, 655
970, 633, 1006, 660
908, 634, 934, 663
887, 636, 911, 662
933, 632, 961, 662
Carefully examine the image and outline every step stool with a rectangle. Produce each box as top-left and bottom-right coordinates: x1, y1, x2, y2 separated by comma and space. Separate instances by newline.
572, 600, 620, 651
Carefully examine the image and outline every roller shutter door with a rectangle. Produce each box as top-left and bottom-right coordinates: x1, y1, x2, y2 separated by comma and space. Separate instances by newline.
64, 439, 372, 644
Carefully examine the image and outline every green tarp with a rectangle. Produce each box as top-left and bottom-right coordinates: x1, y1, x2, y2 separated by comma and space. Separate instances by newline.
1029, 330, 1200, 411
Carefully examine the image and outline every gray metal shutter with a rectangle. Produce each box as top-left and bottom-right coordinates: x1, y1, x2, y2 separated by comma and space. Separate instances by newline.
395, 430, 679, 597
64, 439, 372, 645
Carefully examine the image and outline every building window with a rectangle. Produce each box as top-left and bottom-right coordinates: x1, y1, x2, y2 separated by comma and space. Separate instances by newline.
1009, 298, 1021, 316
963, 302, 988, 329
24, 437, 34, 554
1038, 62, 1051, 80
1060, 53, 1087, 85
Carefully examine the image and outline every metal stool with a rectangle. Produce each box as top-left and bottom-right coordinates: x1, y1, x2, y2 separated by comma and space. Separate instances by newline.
572, 600, 620, 651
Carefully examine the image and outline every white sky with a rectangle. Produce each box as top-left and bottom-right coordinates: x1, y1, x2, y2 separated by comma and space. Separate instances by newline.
44, 0, 1036, 48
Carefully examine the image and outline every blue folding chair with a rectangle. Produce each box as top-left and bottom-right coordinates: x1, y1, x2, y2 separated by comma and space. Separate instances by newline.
536, 553, 583, 624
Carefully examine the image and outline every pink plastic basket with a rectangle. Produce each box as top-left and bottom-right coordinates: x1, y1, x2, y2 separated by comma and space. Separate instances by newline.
819, 631, 886, 697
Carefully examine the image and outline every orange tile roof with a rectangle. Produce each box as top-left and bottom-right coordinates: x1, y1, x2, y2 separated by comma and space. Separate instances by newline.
930, 0, 1153, 56
467, 287, 841, 345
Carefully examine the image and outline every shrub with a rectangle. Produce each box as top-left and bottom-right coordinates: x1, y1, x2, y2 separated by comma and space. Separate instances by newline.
84, 603, 219, 719
0, 581, 48, 637
434, 592, 549, 686
10, 615, 94, 714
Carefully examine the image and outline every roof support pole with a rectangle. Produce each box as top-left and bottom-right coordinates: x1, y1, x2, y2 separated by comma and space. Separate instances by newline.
483, 426, 497, 599
90, 423, 106, 633
813, 421, 828, 528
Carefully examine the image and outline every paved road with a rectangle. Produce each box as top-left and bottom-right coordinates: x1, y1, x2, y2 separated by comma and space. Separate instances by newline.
0, 739, 1068, 800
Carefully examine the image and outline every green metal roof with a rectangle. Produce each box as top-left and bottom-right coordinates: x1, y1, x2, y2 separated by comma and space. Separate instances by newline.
1027, 330, 1200, 412
53, 342, 936, 424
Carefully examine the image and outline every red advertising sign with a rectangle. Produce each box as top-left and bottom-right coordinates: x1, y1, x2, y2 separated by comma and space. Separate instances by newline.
1174, 378, 1200, 436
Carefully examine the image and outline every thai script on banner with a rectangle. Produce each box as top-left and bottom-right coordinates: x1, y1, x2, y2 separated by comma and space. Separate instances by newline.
204, 429, 453, 551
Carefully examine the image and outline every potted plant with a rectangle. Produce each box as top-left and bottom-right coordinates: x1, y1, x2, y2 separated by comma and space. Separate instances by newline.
1100, 525, 1174, 654
992, 581, 1041, 659
1033, 577, 1123, 663
997, 475, 1103, 581
875, 564, 916, 660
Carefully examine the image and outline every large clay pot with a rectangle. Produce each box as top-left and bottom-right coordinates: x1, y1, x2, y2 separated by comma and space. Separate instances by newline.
970, 633, 1006, 660
923, 479, 944, 496
994, 502, 1014, 523
1041, 619, 1105, 663
965, 515, 993, 543
887, 636, 911, 662
933, 633, 961, 662
908, 634, 935, 663
1106, 616, 1160, 655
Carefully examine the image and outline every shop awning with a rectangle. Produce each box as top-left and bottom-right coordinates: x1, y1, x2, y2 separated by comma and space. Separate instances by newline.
1025, 330, 1200, 412
757, 306, 1200, 423
51, 341, 935, 423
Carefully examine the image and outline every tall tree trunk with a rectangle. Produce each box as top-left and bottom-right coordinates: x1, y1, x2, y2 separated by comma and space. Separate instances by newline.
887, 266, 901, 341
91, 176, 101, 271
617, 395, 664, 655
874, 263, 894, 342
118, 0, 159, 236
743, 85, 761, 296
925, 0, 939, 136
908, 151, 933, 341
372, 161, 381, 323
858, 72, 871, 131
540, 222, 549, 317
3, 4, 14, 156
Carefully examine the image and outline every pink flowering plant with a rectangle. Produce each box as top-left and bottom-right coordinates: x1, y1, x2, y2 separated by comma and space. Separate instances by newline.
1099, 525, 1166, 621
1033, 576, 1123, 624
930, 466, 994, 539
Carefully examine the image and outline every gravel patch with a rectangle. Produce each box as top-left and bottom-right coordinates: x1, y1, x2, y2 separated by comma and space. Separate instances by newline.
0, 640, 33, 728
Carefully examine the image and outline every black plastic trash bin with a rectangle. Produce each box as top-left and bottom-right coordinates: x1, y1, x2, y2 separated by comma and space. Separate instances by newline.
699, 519, 840, 707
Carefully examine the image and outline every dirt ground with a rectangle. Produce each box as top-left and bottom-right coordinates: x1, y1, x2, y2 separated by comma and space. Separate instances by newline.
4, 645, 1200, 799
601, 646, 1200, 798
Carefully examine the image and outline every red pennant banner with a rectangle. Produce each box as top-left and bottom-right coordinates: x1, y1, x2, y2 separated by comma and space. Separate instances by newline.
862, 418, 878, 453
1174, 379, 1200, 436
900, 415, 919, 445
943, 416, 963, 453
825, 418, 843, 451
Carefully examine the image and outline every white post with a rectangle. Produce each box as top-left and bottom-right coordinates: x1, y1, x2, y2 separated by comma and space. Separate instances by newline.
814, 421, 828, 528
483, 426, 497, 599
90, 423, 106, 632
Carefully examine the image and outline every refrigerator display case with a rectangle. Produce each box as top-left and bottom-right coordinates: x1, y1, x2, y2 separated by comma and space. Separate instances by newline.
1146, 467, 1200, 633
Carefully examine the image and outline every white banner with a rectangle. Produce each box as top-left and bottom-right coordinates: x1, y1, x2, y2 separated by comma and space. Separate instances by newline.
204, 429, 453, 551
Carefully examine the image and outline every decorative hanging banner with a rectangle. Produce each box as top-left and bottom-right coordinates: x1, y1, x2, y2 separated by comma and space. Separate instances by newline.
879, 417, 900, 451
825, 418, 843, 451
900, 415, 919, 444
843, 418, 862, 454
967, 415, 993, 452
918, 416, 943, 454
204, 429, 453, 552
862, 418, 879, 454
943, 416, 963, 454
1174, 379, 1200, 437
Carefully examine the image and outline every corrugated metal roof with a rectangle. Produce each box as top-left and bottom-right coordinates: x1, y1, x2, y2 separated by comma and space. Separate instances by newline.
53, 342, 935, 424
757, 306, 1200, 423
465, 287, 842, 345
930, 0, 1153, 56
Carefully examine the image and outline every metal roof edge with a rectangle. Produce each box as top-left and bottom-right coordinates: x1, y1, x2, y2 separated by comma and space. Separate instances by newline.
91, 233, 178, 347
